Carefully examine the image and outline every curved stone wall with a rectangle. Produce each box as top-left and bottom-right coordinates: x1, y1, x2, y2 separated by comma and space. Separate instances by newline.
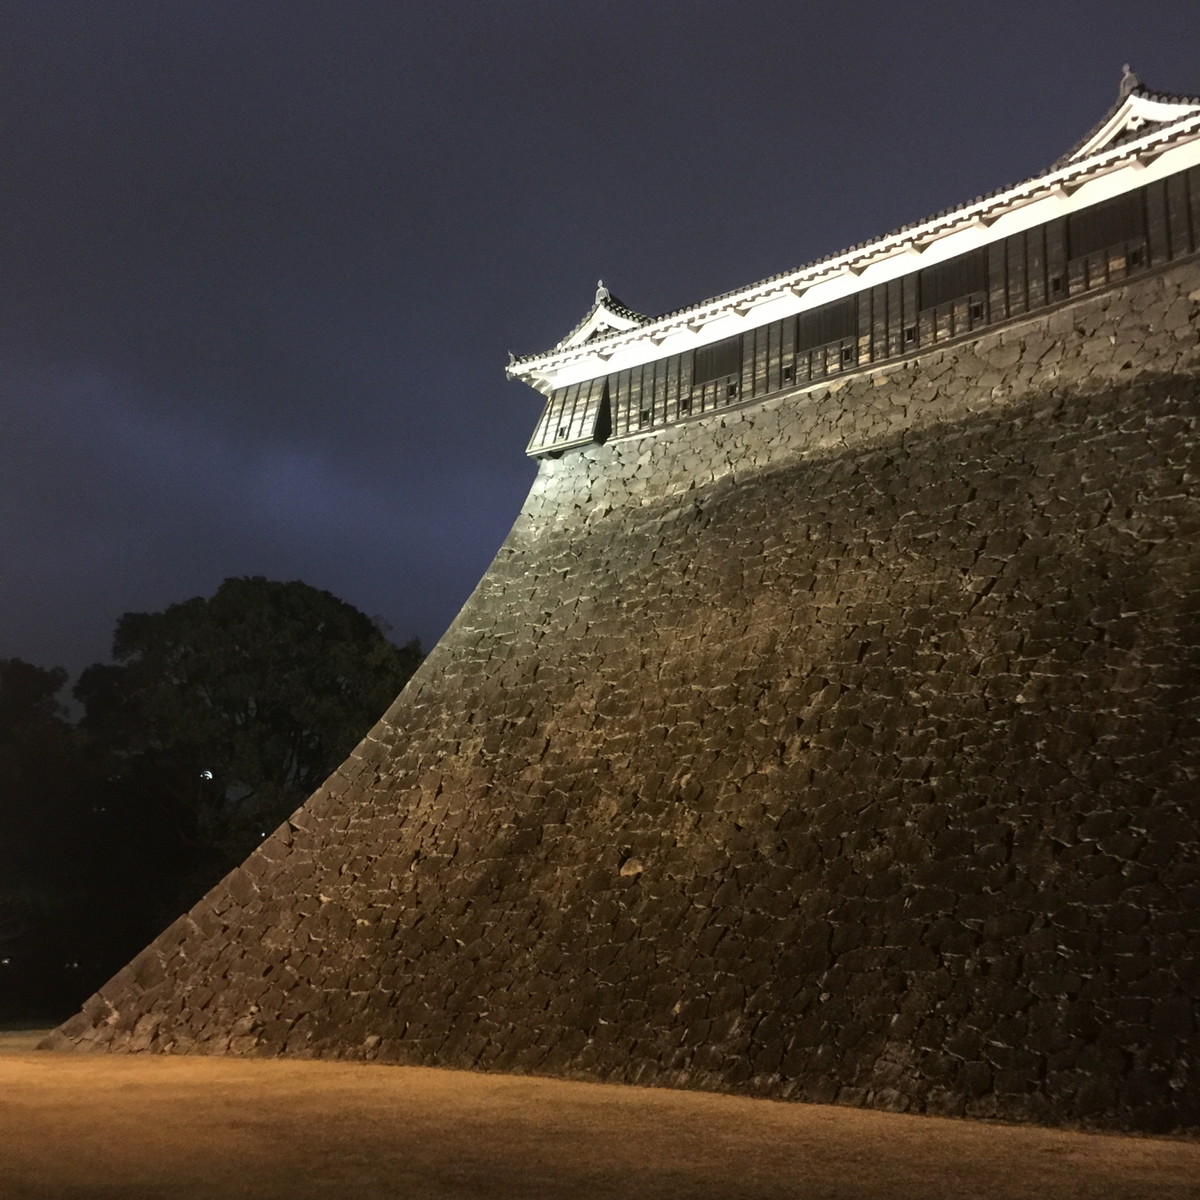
50, 262, 1200, 1132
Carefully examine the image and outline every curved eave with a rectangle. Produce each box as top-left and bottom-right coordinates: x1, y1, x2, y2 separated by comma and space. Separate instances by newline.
1054, 87, 1200, 168
507, 113, 1200, 396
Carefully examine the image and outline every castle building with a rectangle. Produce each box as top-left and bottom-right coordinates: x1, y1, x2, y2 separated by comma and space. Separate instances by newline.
50, 72, 1200, 1133
510, 69, 1200, 454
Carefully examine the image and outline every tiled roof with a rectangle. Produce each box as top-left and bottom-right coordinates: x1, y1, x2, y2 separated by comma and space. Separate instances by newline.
509, 74, 1200, 372
534, 283, 650, 358
1050, 74, 1200, 170
595, 290, 649, 326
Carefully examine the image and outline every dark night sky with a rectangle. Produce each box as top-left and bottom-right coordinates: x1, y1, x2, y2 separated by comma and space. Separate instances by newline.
3, 2, 1199, 679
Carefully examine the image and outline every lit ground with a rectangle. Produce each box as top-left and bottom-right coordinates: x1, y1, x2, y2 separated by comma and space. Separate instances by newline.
3, 1031, 1198, 1199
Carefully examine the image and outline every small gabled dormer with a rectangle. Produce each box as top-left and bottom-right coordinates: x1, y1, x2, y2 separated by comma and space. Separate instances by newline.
1055, 67, 1200, 167
555, 281, 650, 351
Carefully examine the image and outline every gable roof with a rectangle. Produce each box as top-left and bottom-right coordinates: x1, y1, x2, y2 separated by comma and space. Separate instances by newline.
550, 281, 650, 352
1052, 68, 1200, 168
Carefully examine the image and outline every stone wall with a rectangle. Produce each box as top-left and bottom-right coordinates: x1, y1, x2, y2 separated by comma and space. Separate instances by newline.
50, 262, 1200, 1132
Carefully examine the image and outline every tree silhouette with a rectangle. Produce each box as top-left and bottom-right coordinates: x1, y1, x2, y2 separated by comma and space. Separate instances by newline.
0, 581, 423, 1019
76, 576, 422, 869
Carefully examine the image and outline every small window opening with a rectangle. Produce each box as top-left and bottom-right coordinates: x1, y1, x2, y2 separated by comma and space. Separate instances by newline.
781, 363, 795, 384
903, 326, 917, 346
840, 345, 855, 367
557, 425, 568, 439
1050, 275, 1064, 295
1128, 245, 1145, 268
970, 301, 984, 321
726, 381, 739, 400
680, 398, 692, 415
639, 408, 651, 427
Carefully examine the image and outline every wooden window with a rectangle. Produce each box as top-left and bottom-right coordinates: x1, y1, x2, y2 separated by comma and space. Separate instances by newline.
856, 287, 874, 363
1067, 192, 1144, 259
766, 320, 783, 394
692, 336, 742, 385
751, 325, 768, 395
664, 354, 681, 417
919, 248, 986, 310
629, 365, 644, 431
796, 296, 856, 351
886, 279, 904, 356
1146, 180, 1171, 266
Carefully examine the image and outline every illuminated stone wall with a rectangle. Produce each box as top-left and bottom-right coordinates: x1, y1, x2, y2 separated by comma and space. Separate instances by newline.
50, 261, 1200, 1132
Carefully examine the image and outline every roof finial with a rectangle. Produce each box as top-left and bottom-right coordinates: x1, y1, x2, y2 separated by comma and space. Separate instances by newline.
595, 279, 610, 304
1119, 63, 1140, 99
